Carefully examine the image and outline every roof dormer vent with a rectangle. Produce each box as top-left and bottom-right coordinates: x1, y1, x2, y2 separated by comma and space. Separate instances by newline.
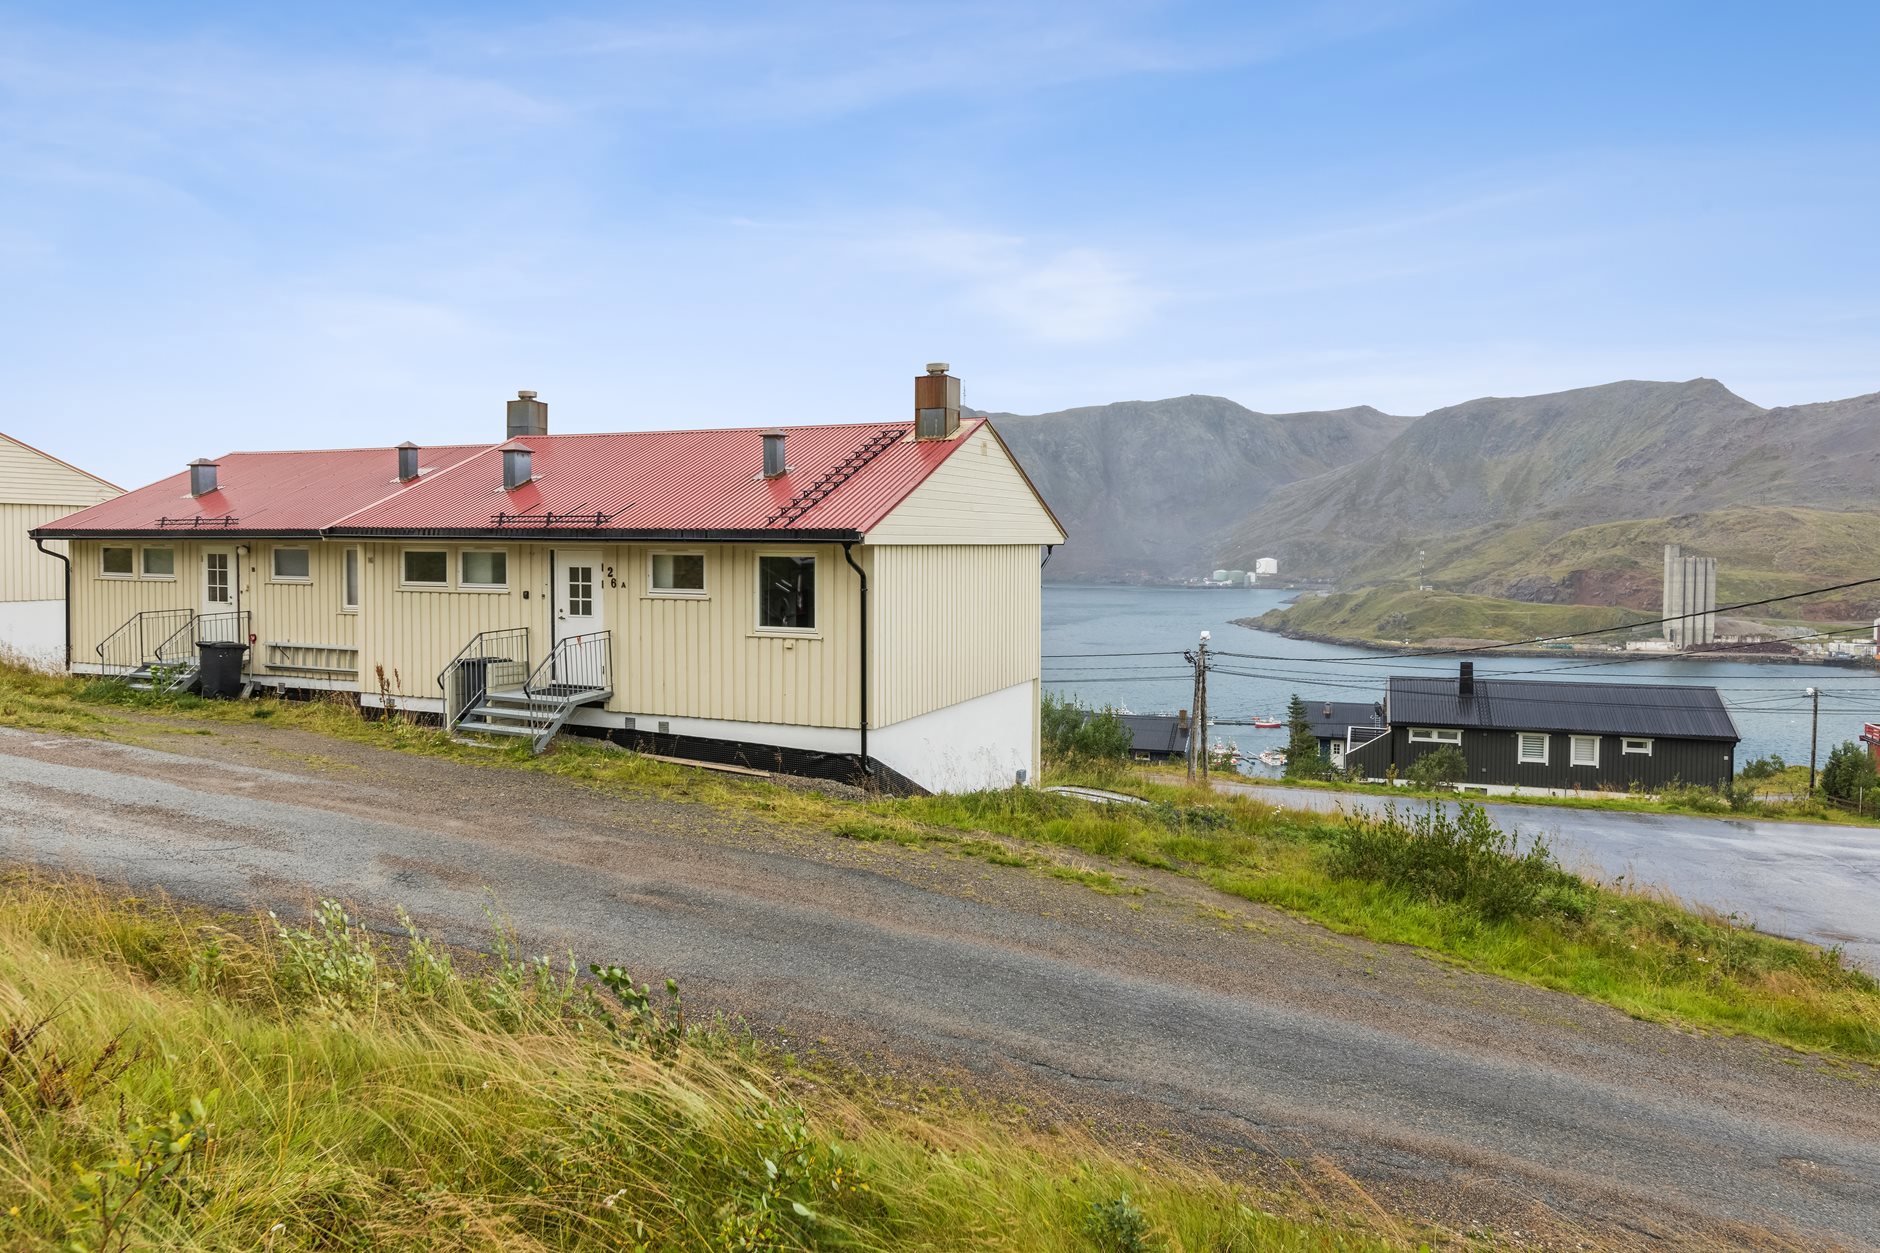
188, 458, 219, 497
914, 362, 960, 440
396, 441, 420, 483
501, 441, 533, 491
761, 429, 787, 479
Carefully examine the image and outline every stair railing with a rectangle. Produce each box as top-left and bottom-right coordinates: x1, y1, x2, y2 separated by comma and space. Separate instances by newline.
96, 609, 195, 679
526, 630, 612, 700
146, 611, 251, 691
437, 627, 530, 730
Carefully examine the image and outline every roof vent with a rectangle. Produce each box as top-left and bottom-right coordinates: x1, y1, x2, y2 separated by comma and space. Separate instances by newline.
1458, 661, 1474, 698
761, 429, 787, 479
507, 389, 548, 438
188, 458, 219, 497
915, 362, 960, 440
396, 441, 420, 483
501, 440, 533, 491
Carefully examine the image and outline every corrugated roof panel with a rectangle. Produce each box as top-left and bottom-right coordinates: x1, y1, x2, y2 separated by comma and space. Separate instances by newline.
1387, 676, 1740, 741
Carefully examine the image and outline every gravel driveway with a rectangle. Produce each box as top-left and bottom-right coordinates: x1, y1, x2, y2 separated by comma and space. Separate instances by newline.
1, 723, 1876, 1250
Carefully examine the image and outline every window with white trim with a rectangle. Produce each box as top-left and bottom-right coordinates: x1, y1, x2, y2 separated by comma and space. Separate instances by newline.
1408, 727, 1462, 745
141, 546, 175, 578
1622, 737, 1653, 756
1517, 732, 1549, 764
401, 549, 448, 587
100, 546, 134, 577
459, 549, 508, 589
650, 551, 706, 595
1570, 735, 1600, 768
341, 548, 360, 612
272, 546, 312, 581
758, 554, 816, 631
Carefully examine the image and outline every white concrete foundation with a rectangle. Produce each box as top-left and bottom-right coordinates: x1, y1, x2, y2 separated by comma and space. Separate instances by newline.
871, 679, 1037, 793
0, 600, 65, 670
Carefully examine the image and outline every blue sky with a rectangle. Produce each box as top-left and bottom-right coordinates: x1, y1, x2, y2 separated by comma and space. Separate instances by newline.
3, 0, 1877, 487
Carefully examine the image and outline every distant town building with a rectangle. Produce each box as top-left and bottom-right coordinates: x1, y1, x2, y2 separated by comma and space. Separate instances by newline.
1662, 543, 1717, 648
1255, 557, 1279, 575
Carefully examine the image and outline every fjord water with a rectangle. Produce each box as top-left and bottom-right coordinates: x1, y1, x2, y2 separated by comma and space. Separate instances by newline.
1041, 585, 1880, 770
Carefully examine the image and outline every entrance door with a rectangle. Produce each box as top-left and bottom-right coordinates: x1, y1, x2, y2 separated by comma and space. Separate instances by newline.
200, 548, 238, 641
554, 550, 603, 639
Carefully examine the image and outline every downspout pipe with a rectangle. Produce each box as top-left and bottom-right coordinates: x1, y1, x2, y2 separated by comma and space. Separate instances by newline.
1041, 543, 1054, 568
32, 536, 72, 671
841, 542, 870, 776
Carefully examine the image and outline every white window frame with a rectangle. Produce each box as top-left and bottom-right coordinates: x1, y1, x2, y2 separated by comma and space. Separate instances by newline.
754, 551, 820, 636
1621, 737, 1653, 756
458, 548, 510, 591
341, 547, 360, 613
399, 548, 450, 589
1569, 734, 1600, 768
100, 545, 135, 578
648, 549, 708, 598
1408, 727, 1462, 745
270, 545, 313, 583
1517, 732, 1550, 765
140, 546, 176, 580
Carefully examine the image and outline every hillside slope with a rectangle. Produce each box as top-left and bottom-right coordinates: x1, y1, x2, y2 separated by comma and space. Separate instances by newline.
985, 395, 1413, 581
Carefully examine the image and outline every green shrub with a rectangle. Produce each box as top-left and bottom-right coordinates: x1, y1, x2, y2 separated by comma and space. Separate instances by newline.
1737, 753, 1787, 782
1084, 1192, 1152, 1252
1040, 692, 1134, 766
1327, 802, 1589, 922
1821, 741, 1880, 801
1405, 744, 1467, 790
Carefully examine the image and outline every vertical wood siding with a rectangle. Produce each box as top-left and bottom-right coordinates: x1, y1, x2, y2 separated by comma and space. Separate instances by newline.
1388, 727, 1735, 790
354, 543, 545, 698
69, 539, 198, 665
862, 426, 1063, 545
1, 437, 118, 606
870, 544, 1041, 727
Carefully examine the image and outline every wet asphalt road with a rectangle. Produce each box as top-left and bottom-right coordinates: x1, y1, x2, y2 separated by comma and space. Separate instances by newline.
1, 726, 1878, 1248
1229, 783, 1880, 972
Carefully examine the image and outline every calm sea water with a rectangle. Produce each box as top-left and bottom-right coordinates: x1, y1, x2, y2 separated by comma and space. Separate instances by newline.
1041, 585, 1880, 774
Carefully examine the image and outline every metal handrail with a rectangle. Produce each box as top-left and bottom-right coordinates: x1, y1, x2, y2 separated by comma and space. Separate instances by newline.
526, 630, 611, 699
438, 627, 531, 729
96, 609, 195, 679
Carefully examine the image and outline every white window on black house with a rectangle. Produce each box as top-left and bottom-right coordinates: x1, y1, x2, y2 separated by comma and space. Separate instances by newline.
101, 546, 134, 577
650, 552, 706, 595
460, 550, 508, 589
1570, 735, 1600, 768
1517, 732, 1549, 764
141, 546, 175, 578
758, 554, 816, 631
1622, 737, 1653, 756
272, 546, 312, 581
1409, 727, 1462, 745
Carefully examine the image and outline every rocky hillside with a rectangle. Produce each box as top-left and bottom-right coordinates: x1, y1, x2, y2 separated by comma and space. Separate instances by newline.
984, 395, 1413, 582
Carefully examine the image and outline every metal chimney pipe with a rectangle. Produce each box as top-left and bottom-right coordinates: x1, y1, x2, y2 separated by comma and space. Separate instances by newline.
1458, 661, 1474, 698
188, 458, 219, 497
501, 443, 533, 491
396, 441, 420, 483
762, 429, 787, 479
507, 389, 548, 438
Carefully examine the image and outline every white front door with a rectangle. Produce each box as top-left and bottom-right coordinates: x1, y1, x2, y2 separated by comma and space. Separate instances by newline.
201, 548, 238, 640
554, 550, 603, 640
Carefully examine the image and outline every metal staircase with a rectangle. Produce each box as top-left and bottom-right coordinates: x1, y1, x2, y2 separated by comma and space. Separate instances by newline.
97, 609, 250, 693
440, 629, 612, 754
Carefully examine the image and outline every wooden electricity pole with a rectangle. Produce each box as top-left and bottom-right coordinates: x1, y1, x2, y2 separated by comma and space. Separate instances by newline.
1186, 649, 1202, 783
1197, 631, 1211, 783
1807, 686, 1821, 793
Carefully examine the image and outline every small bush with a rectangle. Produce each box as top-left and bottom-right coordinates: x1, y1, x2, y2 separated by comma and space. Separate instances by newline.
1821, 741, 1880, 802
1085, 1192, 1152, 1252
1041, 692, 1134, 768
1737, 753, 1787, 782
1328, 802, 1587, 922
1404, 745, 1467, 790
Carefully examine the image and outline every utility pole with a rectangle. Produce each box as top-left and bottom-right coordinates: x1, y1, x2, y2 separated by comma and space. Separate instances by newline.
1186, 645, 1202, 783
1197, 630, 1211, 783
1807, 686, 1820, 793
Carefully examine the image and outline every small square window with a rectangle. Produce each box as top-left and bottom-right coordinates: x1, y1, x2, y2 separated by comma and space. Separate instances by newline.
651, 552, 705, 593
141, 547, 175, 578
402, 550, 448, 586
460, 550, 508, 588
1622, 737, 1653, 756
1570, 735, 1600, 768
272, 547, 311, 580
101, 546, 133, 577
1517, 732, 1549, 764
759, 555, 816, 630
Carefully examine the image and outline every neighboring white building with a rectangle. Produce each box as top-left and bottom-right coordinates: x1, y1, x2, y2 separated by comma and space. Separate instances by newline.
1255, 557, 1279, 575
0, 432, 120, 668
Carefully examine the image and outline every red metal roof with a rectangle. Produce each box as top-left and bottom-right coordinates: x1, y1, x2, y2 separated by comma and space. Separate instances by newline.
35, 445, 489, 537
33, 422, 985, 539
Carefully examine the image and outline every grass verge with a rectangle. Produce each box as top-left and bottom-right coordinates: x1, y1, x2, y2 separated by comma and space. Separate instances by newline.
0, 873, 1404, 1251
3, 663, 1877, 1064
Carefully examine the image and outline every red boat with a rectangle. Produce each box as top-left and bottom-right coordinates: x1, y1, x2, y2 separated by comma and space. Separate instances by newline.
1251, 716, 1282, 729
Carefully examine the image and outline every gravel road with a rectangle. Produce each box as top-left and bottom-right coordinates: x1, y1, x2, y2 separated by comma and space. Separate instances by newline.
1, 723, 1876, 1250
1228, 782, 1880, 972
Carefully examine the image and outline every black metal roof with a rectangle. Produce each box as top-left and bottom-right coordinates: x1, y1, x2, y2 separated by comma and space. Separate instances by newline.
1305, 700, 1386, 742
1386, 675, 1740, 742
1117, 713, 1191, 756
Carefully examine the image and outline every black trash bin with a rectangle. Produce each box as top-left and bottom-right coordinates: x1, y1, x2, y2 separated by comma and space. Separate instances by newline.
455, 656, 498, 713
196, 640, 249, 699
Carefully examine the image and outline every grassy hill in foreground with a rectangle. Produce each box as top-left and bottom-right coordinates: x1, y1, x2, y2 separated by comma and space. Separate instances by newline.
1255, 587, 1655, 647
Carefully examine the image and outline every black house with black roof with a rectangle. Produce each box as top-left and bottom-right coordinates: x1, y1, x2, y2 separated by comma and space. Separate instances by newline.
1343, 662, 1739, 792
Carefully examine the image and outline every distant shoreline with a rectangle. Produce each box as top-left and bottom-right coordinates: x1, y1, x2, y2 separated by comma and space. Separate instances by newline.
1232, 617, 1869, 668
